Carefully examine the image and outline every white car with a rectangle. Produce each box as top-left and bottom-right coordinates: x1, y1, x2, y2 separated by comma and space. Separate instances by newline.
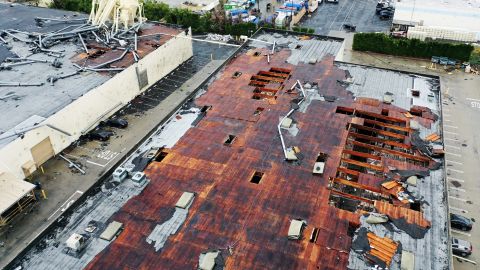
326, 0, 338, 3
318, 0, 323, 4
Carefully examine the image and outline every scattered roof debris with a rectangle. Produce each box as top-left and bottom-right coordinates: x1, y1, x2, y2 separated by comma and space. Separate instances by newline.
11, 30, 448, 270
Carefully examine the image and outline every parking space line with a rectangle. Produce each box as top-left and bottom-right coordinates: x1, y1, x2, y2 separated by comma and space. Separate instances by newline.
446, 160, 463, 165
452, 255, 477, 265
449, 196, 467, 202
47, 190, 84, 221
451, 230, 471, 237
443, 108, 450, 112
86, 160, 106, 167
444, 125, 458, 129
445, 138, 459, 142
446, 152, 462, 157
449, 187, 466, 193
447, 168, 464, 173
444, 131, 458, 135
466, 97, 480, 102
447, 177, 464, 183
445, 144, 461, 150
443, 113, 451, 117
450, 206, 468, 213
443, 119, 451, 122
103, 152, 120, 167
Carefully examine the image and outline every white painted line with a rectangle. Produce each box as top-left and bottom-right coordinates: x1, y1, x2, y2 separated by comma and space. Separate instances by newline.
466, 97, 480, 102
449, 196, 468, 203
452, 255, 477, 265
448, 177, 465, 183
448, 168, 464, 174
444, 119, 452, 122
446, 152, 462, 157
450, 206, 468, 213
86, 160, 106, 168
103, 152, 120, 167
444, 125, 458, 129
446, 160, 463, 165
445, 138, 459, 142
444, 131, 458, 135
449, 187, 466, 193
445, 144, 461, 150
443, 114, 451, 117
47, 190, 84, 221
443, 109, 450, 112
451, 230, 471, 237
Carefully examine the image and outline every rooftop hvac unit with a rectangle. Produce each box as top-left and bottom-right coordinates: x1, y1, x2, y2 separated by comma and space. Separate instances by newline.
65, 233, 86, 252
112, 167, 128, 182
131, 172, 146, 186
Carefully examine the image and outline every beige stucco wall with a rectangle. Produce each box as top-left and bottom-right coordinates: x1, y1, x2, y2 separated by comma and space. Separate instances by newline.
0, 29, 193, 182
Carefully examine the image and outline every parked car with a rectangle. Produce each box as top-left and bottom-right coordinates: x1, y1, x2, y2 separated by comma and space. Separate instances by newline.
89, 129, 114, 141
450, 213, 473, 231
343, 23, 356, 32
102, 118, 128, 129
452, 238, 472, 257
326, 0, 338, 3
318, 0, 323, 4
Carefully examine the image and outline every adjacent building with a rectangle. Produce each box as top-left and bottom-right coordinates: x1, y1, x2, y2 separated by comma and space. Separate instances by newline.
0, 4, 193, 229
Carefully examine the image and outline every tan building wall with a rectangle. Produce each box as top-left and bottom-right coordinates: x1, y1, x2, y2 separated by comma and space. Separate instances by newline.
0, 30, 193, 182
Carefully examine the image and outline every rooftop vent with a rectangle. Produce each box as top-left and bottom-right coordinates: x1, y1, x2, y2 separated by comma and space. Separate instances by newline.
224, 135, 237, 146
313, 153, 328, 174
250, 171, 264, 184
288, 219, 306, 240
254, 107, 265, 116
65, 233, 86, 252
232, 71, 242, 78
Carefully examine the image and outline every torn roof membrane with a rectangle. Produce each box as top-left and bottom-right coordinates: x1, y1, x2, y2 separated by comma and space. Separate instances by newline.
76, 31, 447, 270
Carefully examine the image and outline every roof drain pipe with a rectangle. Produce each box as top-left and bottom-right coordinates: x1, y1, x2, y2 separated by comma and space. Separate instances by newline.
278, 80, 306, 161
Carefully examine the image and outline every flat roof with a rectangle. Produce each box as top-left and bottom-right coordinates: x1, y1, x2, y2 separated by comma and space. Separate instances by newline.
0, 173, 35, 214
13, 30, 449, 270
393, 0, 480, 34
0, 4, 182, 146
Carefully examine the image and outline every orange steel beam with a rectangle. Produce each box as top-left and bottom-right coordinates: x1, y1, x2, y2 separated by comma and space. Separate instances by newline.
354, 110, 406, 124
257, 87, 279, 93
363, 119, 411, 133
350, 123, 406, 140
251, 75, 285, 83
270, 67, 292, 73
342, 149, 381, 161
249, 80, 268, 86
348, 140, 430, 163
341, 158, 383, 172
347, 132, 411, 150
329, 189, 374, 204
337, 167, 360, 177
333, 177, 382, 193
258, 71, 289, 78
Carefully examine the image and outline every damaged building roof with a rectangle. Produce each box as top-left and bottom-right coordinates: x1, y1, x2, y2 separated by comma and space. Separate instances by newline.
12, 30, 449, 270
0, 4, 182, 146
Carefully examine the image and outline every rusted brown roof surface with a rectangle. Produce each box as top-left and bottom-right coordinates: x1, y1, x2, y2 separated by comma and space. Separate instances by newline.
84, 44, 436, 269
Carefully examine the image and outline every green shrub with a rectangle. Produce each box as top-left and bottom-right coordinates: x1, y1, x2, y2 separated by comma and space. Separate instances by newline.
352, 32, 474, 61
307, 28, 315, 34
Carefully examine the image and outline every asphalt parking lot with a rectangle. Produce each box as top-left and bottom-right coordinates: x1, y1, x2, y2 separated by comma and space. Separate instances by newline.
441, 75, 480, 269
299, 0, 392, 35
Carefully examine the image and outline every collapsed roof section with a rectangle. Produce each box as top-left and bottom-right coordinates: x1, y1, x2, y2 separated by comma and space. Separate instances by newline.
66, 30, 448, 270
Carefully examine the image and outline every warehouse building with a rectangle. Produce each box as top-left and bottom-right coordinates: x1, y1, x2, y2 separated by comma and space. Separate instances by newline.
12, 29, 451, 270
391, 0, 480, 42
0, 4, 193, 228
